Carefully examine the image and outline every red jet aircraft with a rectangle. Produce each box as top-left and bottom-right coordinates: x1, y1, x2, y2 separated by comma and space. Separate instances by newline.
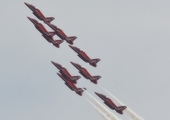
57, 73, 84, 96
69, 45, 100, 67
95, 92, 127, 114
51, 61, 81, 84
46, 22, 77, 45
27, 17, 63, 48
24, 2, 54, 23
70, 62, 101, 84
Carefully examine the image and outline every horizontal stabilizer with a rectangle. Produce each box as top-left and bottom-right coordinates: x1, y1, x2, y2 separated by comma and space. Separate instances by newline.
48, 31, 56, 37
52, 40, 64, 48
75, 88, 84, 96
90, 76, 101, 84
117, 106, 127, 111
45, 17, 55, 23
90, 58, 101, 67
44, 32, 54, 37
116, 106, 127, 114
91, 58, 100, 64
66, 36, 77, 45
70, 76, 81, 84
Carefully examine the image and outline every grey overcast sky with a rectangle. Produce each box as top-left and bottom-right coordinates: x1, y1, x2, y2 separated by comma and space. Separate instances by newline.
0, 0, 170, 120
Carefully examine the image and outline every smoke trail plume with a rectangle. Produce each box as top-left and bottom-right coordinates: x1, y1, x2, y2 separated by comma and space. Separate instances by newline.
85, 91, 120, 120
101, 87, 143, 120
86, 99, 111, 120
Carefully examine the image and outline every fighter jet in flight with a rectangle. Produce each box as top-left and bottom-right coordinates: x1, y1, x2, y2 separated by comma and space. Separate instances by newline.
70, 62, 101, 84
57, 73, 84, 96
51, 61, 81, 84
27, 17, 63, 48
69, 45, 100, 67
46, 22, 77, 45
95, 92, 127, 114
24, 2, 54, 23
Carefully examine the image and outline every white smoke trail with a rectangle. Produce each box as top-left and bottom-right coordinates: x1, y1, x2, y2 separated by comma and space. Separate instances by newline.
85, 91, 120, 120
86, 99, 111, 120
101, 87, 143, 120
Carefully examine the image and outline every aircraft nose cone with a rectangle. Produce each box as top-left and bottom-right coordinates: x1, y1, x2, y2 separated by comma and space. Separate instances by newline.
27, 17, 34, 23
24, 2, 31, 7
27, 17, 36, 24
69, 45, 77, 51
68, 45, 72, 48
71, 62, 78, 67
70, 61, 74, 65
51, 61, 55, 65
27, 16, 31, 20
95, 92, 101, 96
24, 2, 28, 5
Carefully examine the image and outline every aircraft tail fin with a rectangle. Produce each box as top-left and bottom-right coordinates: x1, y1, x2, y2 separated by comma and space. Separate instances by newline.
70, 76, 81, 84
91, 58, 100, 64
66, 36, 77, 45
44, 17, 55, 23
52, 40, 64, 48
116, 106, 127, 114
90, 58, 100, 67
48, 31, 56, 37
44, 32, 55, 37
75, 88, 84, 96
90, 76, 101, 84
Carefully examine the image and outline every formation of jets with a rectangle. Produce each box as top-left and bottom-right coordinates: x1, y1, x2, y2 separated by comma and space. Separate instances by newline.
27, 17, 63, 47
25, 2, 126, 114
25, 2, 76, 47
